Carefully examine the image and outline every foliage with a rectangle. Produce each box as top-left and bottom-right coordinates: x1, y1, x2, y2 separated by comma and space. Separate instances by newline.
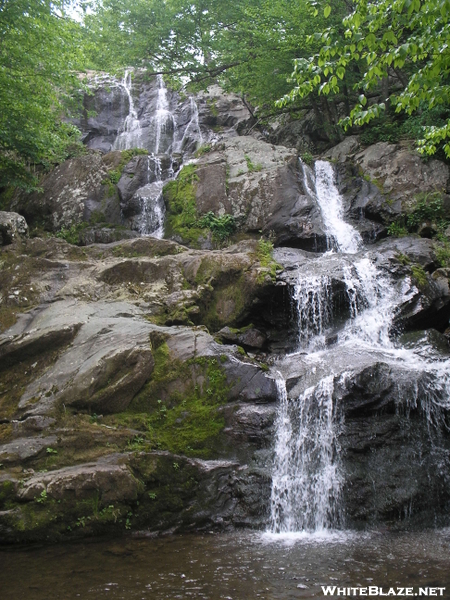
244, 154, 263, 172
434, 239, 450, 268
0, 0, 87, 190
411, 264, 428, 289
198, 211, 237, 241
388, 194, 449, 237
164, 165, 236, 246
256, 238, 281, 282
300, 151, 315, 166
55, 224, 87, 245
279, 0, 450, 157
406, 194, 446, 228
387, 222, 409, 237
83, 0, 343, 111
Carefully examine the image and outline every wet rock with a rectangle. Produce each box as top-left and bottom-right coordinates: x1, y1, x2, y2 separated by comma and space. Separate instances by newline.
117, 154, 151, 207
72, 75, 131, 152
0, 211, 28, 245
334, 163, 397, 241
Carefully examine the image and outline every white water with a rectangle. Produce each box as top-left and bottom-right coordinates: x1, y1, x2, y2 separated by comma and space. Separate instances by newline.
301, 160, 362, 253
270, 160, 450, 535
174, 96, 204, 153
292, 274, 332, 349
112, 71, 207, 236
270, 375, 344, 533
113, 70, 142, 151
152, 74, 176, 155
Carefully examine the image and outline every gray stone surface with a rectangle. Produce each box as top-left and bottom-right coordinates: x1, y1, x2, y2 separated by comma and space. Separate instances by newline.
0, 211, 28, 245
11, 152, 123, 231
192, 137, 328, 249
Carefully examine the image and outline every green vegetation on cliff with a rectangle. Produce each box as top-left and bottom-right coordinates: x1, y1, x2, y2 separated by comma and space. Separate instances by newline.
105, 342, 229, 458
164, 165, 236, 247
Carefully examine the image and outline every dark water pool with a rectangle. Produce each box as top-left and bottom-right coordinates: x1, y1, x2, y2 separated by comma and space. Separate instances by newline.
1, 529, 450, 599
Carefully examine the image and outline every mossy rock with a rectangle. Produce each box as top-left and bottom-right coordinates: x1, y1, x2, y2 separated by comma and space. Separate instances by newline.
104, 343, 229, 458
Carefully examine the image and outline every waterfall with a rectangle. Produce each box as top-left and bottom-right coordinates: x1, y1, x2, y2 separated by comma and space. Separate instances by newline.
174, 96, 204, 153
152, 74, 176, 155
270, 159, 450, 535
270, 375, 344, 533
113, 69, 142, 151
301, 160, 362, 253
292, 274, 332, 349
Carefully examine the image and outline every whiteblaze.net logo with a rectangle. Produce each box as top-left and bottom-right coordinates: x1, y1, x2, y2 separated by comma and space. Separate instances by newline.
321, 587, 446, 597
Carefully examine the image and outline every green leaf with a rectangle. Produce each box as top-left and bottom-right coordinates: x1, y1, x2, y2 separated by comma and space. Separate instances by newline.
324, 5, 331, 18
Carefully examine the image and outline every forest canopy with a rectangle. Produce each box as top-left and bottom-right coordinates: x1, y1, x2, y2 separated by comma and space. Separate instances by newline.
1, 0, 449, 191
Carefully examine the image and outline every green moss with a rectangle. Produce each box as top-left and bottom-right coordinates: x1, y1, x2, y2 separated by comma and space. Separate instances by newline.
201, 274, 247, 331
434, 239, 450, 268
129, 454, 201, 529
194, 144, 212, 157
163, 164, 202, 245
0, 480, 15, 509
256, 238, 282, 282
2, 490, 132, 542
244, 154, 263, 172
396, 253, 411, 265
107, 344, 228, 458
102, 148, 149, 196
411, 264, 428, 289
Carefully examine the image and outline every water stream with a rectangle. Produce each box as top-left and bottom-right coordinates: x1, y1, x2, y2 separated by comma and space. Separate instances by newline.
112, 69, 142, 151
270, 160, 450, 535
112, 70, 204, 237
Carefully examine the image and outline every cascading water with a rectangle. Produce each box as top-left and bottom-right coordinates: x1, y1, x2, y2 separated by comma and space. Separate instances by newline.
112, 70, 207, 237
301, 160, 362, 253
270, 375, 344, 533
270, 159, 450, 535
292, 274, 332, 349
174, 96, 204, 153
152, 74, 176, 155
113, 69, 142, 151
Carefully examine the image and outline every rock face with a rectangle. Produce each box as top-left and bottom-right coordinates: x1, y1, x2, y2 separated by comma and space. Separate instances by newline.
0, 211, 28, 245
0, 235, 278, 542
166, 137, 328, 250
11, 152, 123, 232
1, 70, 450, 544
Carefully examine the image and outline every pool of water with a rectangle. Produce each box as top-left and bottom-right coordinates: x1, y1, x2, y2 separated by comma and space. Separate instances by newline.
1, 529, 450, 599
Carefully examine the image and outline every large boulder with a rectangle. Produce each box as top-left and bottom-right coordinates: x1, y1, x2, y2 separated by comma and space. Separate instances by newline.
0, 211, 28, 245
11, 152, 124, 231
167, 137, 328, 250
354, 142, 449, 205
